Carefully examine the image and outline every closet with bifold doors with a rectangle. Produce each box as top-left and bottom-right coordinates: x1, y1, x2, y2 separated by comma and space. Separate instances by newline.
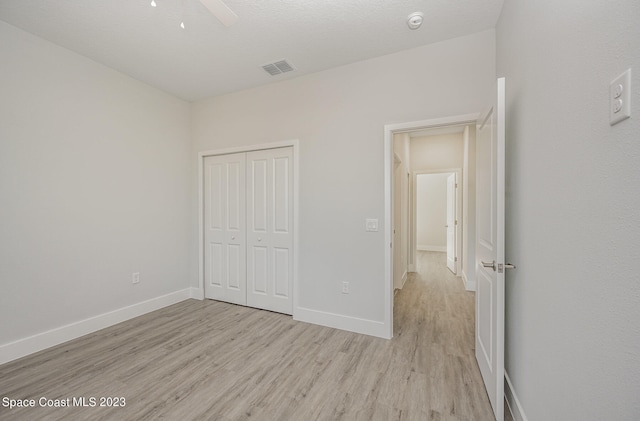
203, 147, 293, 315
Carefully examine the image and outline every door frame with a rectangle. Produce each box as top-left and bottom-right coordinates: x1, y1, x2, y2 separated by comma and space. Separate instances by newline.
197, 139, 300, 315
384, 114, 478, 338
413, 169, 462, 276
393, 156, 411, 291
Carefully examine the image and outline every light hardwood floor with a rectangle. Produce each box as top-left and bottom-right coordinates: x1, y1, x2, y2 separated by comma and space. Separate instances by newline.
0, 252, 509, 420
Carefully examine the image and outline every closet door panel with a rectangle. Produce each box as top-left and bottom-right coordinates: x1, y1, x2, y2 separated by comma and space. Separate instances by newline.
203, 153, 246, 305
246, 147, 293, 314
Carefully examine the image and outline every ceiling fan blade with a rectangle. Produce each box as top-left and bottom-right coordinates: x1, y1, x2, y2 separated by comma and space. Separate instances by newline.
199, 0, 238, 27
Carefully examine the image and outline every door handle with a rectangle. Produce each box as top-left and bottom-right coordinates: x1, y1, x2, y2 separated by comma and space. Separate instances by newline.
481, 260, 496, 271
498, 263, 516, 273
257, 237, 262, 242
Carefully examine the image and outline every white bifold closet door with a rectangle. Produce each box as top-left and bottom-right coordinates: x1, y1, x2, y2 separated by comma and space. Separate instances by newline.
204, 152, 247, 306
204, 147, 293, 315
245, 148, 293, 314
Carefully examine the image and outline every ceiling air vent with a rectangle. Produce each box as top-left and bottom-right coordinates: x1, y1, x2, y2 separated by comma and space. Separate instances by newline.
262, 59, 295, 76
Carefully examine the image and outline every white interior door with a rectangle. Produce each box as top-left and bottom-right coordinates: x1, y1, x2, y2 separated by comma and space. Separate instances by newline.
204, 153, 247, 305
246, 147, 294, 315
446, 173, 456, 274
475, 77, 506, 421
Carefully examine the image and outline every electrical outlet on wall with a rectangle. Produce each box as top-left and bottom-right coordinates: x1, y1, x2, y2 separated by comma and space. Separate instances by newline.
342, 281, 349, 294
132, 272, 140, 284
610, 68, 632, 125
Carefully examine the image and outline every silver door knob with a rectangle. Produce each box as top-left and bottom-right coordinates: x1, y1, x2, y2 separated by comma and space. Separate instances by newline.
498, 263, 516, 273
257, 237, 262, 242
231, 236, 235, 240
481, 260, 496, 271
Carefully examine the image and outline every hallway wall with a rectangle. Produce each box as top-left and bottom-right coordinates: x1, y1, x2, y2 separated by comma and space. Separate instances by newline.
416, 173, 449, 251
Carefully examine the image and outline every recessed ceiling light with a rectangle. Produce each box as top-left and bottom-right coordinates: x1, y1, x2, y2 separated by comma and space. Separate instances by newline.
150, 0, 157, 7
407, 12, 424, 30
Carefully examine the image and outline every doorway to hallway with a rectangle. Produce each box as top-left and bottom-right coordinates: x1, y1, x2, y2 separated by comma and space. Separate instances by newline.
384, 113, 478, 339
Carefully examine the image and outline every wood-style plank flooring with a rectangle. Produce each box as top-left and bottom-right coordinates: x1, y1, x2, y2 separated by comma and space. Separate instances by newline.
0, 252, 506, 420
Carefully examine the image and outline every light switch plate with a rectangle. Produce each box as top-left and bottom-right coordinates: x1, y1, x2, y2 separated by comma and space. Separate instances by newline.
366, 218, 378, 232
610, 69, 631, 125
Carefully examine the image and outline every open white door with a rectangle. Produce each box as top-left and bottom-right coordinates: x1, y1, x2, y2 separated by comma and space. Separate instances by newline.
446, 173, 456, 274
475, 77, 506, 421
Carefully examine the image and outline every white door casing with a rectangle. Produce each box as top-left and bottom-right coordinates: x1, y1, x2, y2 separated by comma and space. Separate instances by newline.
402, 171, 410, 281
446, 173, 457, 274
475, 77, 506, 421
393, 160, 403, 290
203, 152, 247, 305
246, 147, 294, 315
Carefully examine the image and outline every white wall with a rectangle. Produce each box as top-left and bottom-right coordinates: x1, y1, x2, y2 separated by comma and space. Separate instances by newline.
410, 132, 464, 171
497, 1, 640, 420
192, 30, 495, 334
416, 174, 449, 251
0, 22, 192, 357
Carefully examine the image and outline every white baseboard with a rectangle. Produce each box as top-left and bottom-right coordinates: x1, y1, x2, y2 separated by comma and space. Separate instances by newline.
417, 245, 446, 252
461, 271, 476, 291
294, 307, 389, 339
400, 271, 408, 289
0, 288, 193, 365
189, 287, 204, 300
505, 371, 529, 421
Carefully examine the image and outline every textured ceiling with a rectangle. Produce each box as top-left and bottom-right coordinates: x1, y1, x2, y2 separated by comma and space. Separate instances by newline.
0, 0, 504, 102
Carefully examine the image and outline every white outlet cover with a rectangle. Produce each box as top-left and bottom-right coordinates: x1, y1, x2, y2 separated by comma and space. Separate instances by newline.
610, 69, 631, 126
366, 218, 378, 232
342, 281, 349, 294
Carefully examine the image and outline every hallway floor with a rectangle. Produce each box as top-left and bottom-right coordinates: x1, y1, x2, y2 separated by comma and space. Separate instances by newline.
394, 251, 508, 420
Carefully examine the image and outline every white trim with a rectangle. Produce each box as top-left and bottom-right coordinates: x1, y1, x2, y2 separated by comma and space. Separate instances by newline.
462, 271, 476, 292
505, 371, 529, 421
198, 140, 298, 158
190, 287, 204, 300
417, 245, 447, 252
385, 114, 478, 339
294, 307, 388, 339
0, 289, 192, 365
198, 139, 299, 317
461, 271, 476, 291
